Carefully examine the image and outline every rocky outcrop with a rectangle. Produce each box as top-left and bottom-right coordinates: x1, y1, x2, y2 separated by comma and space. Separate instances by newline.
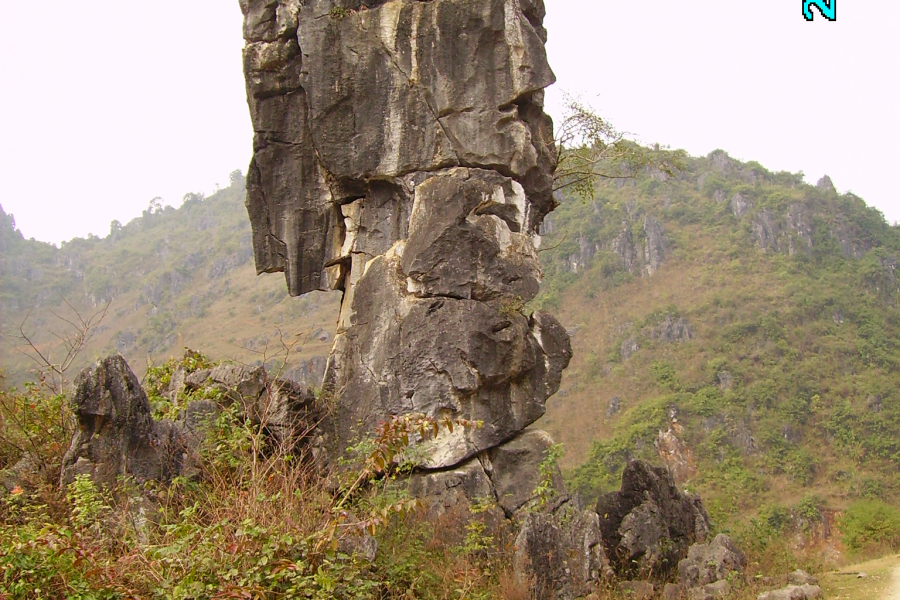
60, 354, 318, 488
514, 499, 611, 600
787, 570, 818, 586
241, 0, 570, 469
563, 236, 600, 273
643, 216, 668, 275
731, 193, 751, 218
785, 203, 813, 255
816, 175, 835, 193
171, 363, 318, 445
60, 355, 186, 488
595, 460, 711, 579
678, 534, 746, 590
612, 223, 640, 273
621, 336, 640, 361
752, 209, 781, 252
650, 314, 693, 343
242, 0, 556, 297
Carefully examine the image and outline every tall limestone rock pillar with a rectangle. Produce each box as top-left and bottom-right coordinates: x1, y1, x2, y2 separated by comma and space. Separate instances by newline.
240, 0, 569, 468
240, 2, 608, 595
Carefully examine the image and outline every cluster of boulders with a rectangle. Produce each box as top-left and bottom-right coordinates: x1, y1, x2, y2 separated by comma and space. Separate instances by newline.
59, 354, 317, 489
756, 570, 823, 600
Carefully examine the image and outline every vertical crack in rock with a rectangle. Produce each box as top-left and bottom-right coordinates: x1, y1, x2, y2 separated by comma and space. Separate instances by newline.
242, 0, 570, 468
236, 2, 611, 596
241, 8, 594, 594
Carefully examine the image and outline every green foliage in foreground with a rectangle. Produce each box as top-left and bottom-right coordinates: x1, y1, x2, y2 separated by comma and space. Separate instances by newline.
0, 366, 511, 600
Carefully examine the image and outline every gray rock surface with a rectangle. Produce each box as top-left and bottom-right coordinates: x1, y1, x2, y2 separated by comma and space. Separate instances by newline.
816, 175, 835, 193
752, 209, 781, 252
786, 569, 817, 586
407, 456, 499, 521
785, 203, 813, 255
596, 460, 711, 579
241, 0, 569, 468
621, 336, 640, 361
242, 0, 557, 296
689, 579, 731, 599
180, 364, 317, 445
612, 221, 639, 273
650, 314, 693, 344
757, 584, 823, 600
487, 429, 563, 516
731, 192, 751, 218
643, 215, 668, 275
662, 583, 684, 600
0, 453, 43, 494
60, 355, 184, 488
678, 534, 746, 589
514, 499, 610, 600
61, 354, 318, 489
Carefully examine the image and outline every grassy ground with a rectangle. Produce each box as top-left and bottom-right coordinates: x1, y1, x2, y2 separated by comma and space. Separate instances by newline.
820, 555, 899, 600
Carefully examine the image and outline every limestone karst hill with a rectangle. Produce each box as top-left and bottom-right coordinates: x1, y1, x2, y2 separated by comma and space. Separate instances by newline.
536, 151, 900, 537
0, 177, 341, 388
2, 149, 900, 541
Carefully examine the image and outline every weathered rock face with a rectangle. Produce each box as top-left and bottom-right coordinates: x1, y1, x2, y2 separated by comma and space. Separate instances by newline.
514, 499, 611, 600
60, 355, 183, 488
60, 354, 318, 488
595, 460, 711, 579
240, 3, 593, 596
241, 0, 568, 469
678, 534, 746, 590
176, 363, 317, 446
242, 0, 557, 297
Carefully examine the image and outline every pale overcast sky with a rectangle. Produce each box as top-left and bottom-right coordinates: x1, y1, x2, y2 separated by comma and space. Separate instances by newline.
0, 1, 897, 244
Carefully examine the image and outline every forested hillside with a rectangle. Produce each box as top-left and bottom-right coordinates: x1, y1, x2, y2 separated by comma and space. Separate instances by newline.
534, 150, 900, 543
3, 150, 899, 543
0, 172, 339, 388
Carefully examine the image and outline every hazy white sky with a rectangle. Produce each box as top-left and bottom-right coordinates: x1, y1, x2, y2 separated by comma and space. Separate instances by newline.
0, 1, 897, 244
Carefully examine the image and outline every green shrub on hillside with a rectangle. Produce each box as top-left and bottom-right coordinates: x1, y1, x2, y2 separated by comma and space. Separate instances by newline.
839, 500, 900, 554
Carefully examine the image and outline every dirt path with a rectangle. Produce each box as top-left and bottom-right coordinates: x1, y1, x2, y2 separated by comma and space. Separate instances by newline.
820, 555, 899, 600
886, 563, 900, 600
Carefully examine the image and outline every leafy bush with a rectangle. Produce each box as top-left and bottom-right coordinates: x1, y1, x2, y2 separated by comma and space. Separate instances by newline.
839, 499, 900, 553
0, 378, 71, 478
0, 372, 514, 600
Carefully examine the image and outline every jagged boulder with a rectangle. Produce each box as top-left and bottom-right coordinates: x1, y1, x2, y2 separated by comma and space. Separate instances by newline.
178, 364, 317, 445
786, 570, 817, 586
678, 534, 746, 589
757, 584, 823, 600
408, 457, 500, 519
514, 499, 610, 600
0, 453, 43, 494
816, 175, 835, 193
241, 0, 568, 467
60, 355, 185, 488
596, 460, 711, 578
61, 354, 319, 489
345, 171, 565, 460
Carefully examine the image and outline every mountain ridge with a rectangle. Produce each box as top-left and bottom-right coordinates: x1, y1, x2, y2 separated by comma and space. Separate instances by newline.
3, 148, 899, 537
